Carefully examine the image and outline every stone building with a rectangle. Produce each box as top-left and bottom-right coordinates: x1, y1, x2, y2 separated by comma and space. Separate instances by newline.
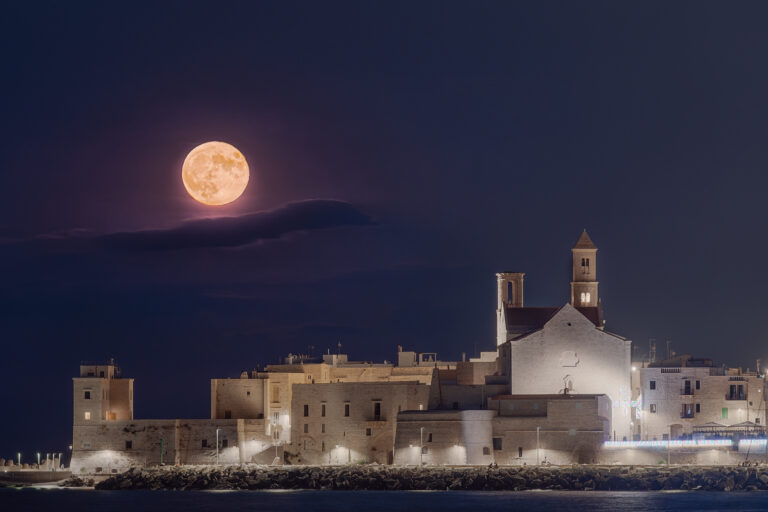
69, 230, 768, 471
633, 354, 767, 441
394, 394, 611, 465
496, 231, 633, 440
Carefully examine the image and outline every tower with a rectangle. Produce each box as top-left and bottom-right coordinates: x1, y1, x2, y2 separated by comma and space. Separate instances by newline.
570, 230, 598, 307
496, 272, 524, 309
496, 272, 524, 346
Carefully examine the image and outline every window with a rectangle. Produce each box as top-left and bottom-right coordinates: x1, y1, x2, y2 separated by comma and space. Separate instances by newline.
303, 440, 307, 450
246, 391, 251, 397
202, 439, 208, 448
84, 391, 91, 400
421, 446, 428, 454
322, 424, 326, 433
100, 371, 105, 377
304, 423, 309, 433
649, 380, 656, 390
428, 433, 433, 443
418, 403, 423, 411
304, 404, 309, 417
84, 411, 91, 420
695, 380, 700, 390
373, 402, 381, 420
366, 428, 372, 436
344, 403, 350, 417
757, 418, 761, 425
82, 442, 91, 449
649, 404, 657, 413
125, 440, 132, 450
483, 447, 490, 455
518, 447, 523, 458
722, 407, 728, 419
222, 439, 228, 448
322, 441, 325, 452
321, 404, 326, 417
696, 404, 700, 413
224, 410, 232, 419
493, 438, 502, 451
272, 412, 279, 425
95, 467, 102, 473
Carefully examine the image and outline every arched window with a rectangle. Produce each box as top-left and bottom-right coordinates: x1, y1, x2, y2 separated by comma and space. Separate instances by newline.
580, 292, 591, 305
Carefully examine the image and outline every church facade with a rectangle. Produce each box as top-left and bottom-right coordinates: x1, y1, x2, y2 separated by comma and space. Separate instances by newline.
496, 231, 632, 440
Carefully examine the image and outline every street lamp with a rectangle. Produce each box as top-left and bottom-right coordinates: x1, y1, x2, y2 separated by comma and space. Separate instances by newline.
216, 428, 221, 465
17, 453, 21, 466
419, 427, 424, 466
37, 452, 40, 467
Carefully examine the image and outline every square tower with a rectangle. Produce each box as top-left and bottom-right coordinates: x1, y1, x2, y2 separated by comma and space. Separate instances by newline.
73, 360, 133, 426
570, 230, 599, 307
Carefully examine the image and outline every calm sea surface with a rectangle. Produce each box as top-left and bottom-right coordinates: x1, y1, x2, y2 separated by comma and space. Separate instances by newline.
3, 488, 768, 512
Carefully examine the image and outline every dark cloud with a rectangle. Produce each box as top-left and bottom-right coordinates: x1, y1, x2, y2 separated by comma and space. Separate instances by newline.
30, 200, 375, 251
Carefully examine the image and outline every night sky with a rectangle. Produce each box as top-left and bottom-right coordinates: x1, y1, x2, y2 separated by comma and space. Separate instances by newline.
2, 1, 768, 460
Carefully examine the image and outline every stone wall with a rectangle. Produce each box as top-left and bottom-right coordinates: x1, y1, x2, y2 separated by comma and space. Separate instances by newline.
289, 381, 431, 465
71, 419, 275, 474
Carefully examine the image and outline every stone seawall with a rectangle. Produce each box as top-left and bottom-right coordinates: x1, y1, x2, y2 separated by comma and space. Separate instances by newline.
93, 465, 768, 492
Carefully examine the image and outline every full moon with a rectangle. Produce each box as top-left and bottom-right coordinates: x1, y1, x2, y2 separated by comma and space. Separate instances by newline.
182, 141, 249, 206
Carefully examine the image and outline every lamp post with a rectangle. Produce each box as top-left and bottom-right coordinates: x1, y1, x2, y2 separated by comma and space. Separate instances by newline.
37, 452, 40, 467
216, 428, 221, 465
667, 425, 671, 466
419, 427, 424, 466
536, 426, 540, 465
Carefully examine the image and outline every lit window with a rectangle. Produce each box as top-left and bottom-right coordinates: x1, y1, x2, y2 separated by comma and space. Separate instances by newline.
84, 411, 91, 420
580, 292, 591, 304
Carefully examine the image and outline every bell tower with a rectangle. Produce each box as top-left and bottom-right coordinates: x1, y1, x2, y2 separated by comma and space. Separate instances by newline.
570, 230, 598, 308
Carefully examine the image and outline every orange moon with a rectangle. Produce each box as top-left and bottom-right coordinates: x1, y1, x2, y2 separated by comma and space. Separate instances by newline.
182, 141, 249, 205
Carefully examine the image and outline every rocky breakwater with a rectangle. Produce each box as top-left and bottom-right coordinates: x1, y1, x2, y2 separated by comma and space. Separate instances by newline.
95, 465, 768, 492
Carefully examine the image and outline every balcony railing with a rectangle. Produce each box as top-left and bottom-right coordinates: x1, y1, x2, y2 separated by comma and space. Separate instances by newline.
680, 412, 695, 419
681, 388, 694, 396
725, 393, 747, 401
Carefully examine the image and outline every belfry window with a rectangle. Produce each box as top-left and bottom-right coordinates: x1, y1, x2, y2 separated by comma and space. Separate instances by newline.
580, 292, 591, 305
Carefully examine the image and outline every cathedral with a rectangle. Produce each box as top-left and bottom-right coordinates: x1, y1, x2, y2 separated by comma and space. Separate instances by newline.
496, 230, 632, 440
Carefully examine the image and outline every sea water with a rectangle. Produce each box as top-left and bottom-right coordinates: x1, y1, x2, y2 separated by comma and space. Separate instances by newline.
2, 488, 768, 512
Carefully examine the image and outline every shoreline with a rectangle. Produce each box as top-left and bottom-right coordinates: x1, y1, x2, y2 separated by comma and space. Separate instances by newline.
85, 464, 768, 492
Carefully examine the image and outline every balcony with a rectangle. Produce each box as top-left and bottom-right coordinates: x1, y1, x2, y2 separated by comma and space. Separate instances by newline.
725, 393, 747, 401
680, 388, 694, 396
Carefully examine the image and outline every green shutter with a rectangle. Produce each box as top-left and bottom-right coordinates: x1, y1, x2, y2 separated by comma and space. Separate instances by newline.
722, 407, 728, 419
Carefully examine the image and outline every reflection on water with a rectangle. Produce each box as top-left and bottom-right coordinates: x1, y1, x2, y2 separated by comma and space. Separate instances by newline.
3, 489, 768, 512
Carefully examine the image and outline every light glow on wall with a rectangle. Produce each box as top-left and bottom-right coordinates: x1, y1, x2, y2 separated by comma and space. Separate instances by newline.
739, 439, 768, 447
603, 439, 732, 449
